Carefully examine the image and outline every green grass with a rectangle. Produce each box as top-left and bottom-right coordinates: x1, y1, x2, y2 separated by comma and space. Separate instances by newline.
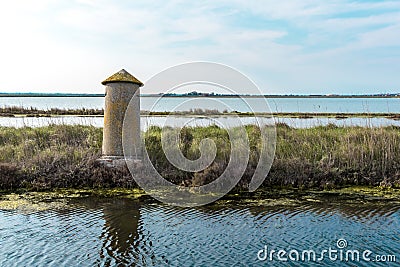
1, 124, 400, 191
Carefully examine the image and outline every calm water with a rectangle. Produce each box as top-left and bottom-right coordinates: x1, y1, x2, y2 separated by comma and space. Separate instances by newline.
1, 96, 400, 113
0, 197, 399, 266
1, 115, 400, 129
1, 97, 400, 128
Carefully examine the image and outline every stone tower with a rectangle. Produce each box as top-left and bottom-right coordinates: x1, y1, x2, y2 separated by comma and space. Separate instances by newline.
100, 69, 143, 164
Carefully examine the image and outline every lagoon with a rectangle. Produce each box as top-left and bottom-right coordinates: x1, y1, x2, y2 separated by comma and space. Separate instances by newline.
1, 96, 400, 266
1, 96, 400, 129
1, 96, 400, 113
1, 115, 400, 129
0, 196, 399, 266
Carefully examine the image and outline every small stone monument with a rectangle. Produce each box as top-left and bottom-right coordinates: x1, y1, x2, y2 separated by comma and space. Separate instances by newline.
98, 69, 143, 167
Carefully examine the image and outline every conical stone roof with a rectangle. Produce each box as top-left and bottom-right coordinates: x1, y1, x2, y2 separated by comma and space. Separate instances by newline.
101, 69, 144, 87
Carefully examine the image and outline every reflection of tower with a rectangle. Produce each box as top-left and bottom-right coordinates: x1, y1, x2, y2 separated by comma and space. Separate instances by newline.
100, 199, 141, 262
99, 69, 144, 167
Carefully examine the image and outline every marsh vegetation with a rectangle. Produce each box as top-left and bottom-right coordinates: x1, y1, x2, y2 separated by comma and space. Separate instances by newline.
1, 124, 400, 191
2, 106, 400, 119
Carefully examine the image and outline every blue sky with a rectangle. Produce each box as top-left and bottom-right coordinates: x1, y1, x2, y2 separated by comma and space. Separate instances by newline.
0, 0, 399, 94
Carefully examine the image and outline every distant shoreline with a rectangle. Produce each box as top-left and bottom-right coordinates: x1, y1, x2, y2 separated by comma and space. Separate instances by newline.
0, 93, 399, 98
1, 106, 400, 119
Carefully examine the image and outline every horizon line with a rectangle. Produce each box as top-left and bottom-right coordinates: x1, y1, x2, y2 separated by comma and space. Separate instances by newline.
0, 92, 400, 98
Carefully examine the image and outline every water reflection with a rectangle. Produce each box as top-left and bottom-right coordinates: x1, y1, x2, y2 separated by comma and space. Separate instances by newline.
100, 199, 140, 264
0, 197, 399, 266
67, 198, 156, 266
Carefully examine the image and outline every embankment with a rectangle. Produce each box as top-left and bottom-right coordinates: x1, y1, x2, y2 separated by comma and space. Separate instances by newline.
1, 124, 400, 191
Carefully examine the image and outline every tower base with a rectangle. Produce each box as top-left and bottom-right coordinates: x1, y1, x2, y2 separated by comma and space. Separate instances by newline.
96, 156, 142, 168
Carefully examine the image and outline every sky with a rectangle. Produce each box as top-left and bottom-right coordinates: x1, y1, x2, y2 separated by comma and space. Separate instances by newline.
0, 0, 399, 95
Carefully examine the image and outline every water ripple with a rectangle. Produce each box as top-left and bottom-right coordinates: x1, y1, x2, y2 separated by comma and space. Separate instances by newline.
0, 198, 399, 266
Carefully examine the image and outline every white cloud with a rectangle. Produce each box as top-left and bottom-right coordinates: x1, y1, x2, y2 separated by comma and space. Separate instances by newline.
357, 23, 400, 47
0, 0, 399, 93
320, 12, 400, 30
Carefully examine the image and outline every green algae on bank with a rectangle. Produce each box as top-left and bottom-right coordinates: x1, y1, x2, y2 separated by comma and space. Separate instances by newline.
53, 188, 147, 198
331, 186, 400, 200
0, 188, 147, 212
1, 186, 400, 212
0, 193, 68, 212
217, 186, 400, 207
